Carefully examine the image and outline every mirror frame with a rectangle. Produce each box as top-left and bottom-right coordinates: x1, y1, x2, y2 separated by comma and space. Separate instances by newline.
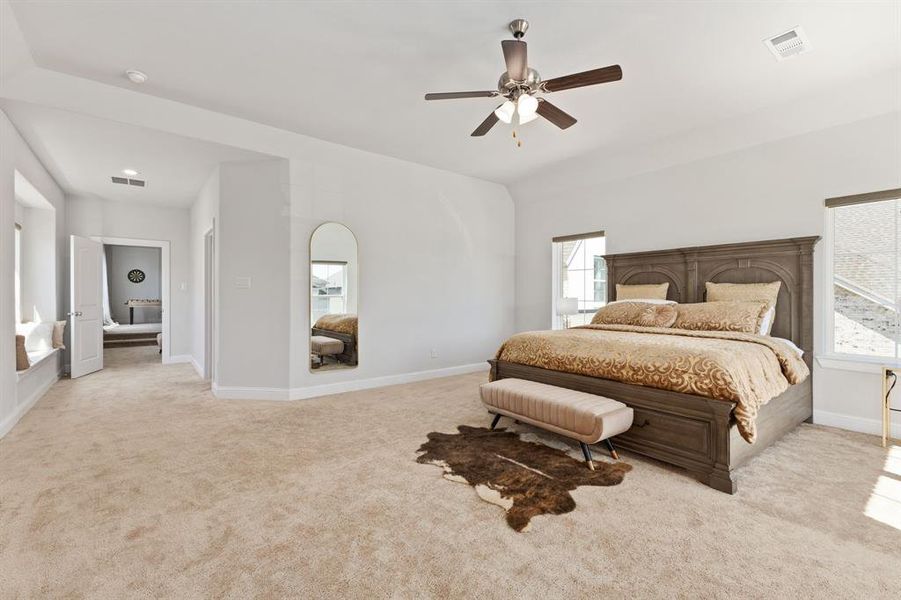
309, 222, 359, 373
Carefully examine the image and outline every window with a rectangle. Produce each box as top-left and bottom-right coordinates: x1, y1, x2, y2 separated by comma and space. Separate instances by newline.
826, 189, 901, 361
14, 223, 21, 323
311, 261, 347, 323
551, 231, 606, 329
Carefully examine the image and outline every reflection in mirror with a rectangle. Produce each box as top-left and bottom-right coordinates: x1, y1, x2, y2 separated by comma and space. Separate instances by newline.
310, 222, 358, 372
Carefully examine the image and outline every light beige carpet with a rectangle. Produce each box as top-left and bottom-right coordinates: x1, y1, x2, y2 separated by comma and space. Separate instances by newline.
0, 346, 899, 599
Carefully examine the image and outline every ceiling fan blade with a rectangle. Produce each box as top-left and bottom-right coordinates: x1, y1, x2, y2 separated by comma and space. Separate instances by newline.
501, 39, 528, 81
536, 99, 577, 129
471, 112, 500, 137
541, 65, 622, 93
424, 91, 498, 100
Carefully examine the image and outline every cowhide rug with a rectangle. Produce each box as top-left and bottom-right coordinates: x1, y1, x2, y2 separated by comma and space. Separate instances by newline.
416, 425, 631, 532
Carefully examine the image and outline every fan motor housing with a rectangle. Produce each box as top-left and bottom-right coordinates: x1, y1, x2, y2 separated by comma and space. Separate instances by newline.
498, 67, 541, 93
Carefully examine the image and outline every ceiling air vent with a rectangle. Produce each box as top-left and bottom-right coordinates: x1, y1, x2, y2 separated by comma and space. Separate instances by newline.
764, 27, 811, 61
111, 176, 146, 187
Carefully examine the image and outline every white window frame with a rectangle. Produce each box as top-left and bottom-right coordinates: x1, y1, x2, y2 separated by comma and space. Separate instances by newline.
14, 223, 21, 323
820, 190, 901, 371
311, 260, 348, 321
550, 231, 606, 330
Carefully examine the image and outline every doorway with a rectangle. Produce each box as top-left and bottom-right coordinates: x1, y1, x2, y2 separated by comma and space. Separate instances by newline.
70, 236, 171, 379
203, 228, 214, 381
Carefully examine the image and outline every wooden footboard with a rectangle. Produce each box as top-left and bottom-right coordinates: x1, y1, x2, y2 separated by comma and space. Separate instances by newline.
488, 359, 812, 494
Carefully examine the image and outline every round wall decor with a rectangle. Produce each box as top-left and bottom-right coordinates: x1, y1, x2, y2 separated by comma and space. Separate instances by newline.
128, 269, 146, 283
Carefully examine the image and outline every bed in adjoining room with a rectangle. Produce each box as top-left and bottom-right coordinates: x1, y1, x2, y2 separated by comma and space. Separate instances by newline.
489, 236, 818, 493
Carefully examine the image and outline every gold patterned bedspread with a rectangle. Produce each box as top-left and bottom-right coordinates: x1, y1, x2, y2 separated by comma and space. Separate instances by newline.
313, 314, 358, 336
493, 324, 809, 443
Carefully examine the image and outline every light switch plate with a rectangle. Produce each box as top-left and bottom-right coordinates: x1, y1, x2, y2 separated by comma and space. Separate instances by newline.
235, 276, 252, 289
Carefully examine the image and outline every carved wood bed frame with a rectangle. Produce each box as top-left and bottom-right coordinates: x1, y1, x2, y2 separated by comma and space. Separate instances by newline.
489, 236, 819, 494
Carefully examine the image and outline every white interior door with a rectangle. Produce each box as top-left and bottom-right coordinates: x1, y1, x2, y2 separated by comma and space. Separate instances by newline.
69, 235, 103, 378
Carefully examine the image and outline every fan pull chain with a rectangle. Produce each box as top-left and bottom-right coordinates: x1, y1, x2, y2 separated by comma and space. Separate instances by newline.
512, 129, 522, 148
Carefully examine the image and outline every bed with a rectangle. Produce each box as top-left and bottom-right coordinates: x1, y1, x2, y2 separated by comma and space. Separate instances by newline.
312, 314, 359, 366
489, 236, 819, 493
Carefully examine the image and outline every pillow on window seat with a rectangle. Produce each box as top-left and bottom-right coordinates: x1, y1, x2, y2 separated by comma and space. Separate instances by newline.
52, 320, 67, 349
16, 335, 30, 371
16, 322, 55, 352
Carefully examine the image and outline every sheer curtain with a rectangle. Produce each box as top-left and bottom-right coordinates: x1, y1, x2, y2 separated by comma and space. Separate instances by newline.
102, 248, 117, 327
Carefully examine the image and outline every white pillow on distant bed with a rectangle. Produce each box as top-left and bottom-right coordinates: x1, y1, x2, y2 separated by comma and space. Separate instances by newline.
16, 322, 55, 352
772, 337, 803, 358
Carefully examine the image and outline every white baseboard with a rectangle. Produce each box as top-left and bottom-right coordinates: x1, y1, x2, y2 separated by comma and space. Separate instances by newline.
211, 362, 488, 401
211, 383, 289, 401
190, 356, 204, 378
164, 354, 193, 365
0, 371, 58, 439
814, 408, 901, 438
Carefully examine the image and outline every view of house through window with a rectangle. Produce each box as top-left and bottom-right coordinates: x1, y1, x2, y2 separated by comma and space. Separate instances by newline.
828, 193, 901, 359
311, 261, 347, 323
552, 232, 606, 329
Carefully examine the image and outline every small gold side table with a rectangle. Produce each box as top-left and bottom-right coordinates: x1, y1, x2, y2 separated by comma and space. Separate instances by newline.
882, 367, 899, 447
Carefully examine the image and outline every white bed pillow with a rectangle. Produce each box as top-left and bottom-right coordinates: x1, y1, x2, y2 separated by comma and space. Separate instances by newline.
772, 337, 803, 358
16, 322, 55, 352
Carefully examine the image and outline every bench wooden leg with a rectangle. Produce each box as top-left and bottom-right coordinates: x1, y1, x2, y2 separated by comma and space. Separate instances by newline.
490, 413, 502, 430
579, 442, 595, 471
603, 438, 619, 460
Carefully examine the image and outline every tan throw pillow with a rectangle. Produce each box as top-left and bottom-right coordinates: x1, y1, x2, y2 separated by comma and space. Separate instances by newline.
616, 283, 669, 301
591, 302, 677, 328
705, 282, 781, 334
52, 320, 67, 349
673, 301, 770, 334
16, 335, 30, 371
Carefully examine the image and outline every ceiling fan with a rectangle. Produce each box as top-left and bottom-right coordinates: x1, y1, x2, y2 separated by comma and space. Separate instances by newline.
424, 19, 623, 137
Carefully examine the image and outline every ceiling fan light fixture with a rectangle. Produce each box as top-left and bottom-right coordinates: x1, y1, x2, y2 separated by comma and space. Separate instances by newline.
494, 100, 516, 124
517, 93, 539, 118
518, 110, 539, 125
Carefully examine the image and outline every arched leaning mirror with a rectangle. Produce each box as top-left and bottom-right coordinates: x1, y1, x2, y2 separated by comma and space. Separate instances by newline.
310, 222, 358, 372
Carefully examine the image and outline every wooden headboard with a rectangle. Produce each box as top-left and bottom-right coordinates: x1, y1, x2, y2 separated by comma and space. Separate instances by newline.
604, 236, 820, 367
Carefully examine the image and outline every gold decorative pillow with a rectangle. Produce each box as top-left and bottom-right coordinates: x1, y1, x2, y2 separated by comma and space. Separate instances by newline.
672, 301, 770, 334
16, 335, 30, 371
615, 283, 669, 301
52, 320, 67, 349
705, 282, 781, 334
591, 302, 677, 328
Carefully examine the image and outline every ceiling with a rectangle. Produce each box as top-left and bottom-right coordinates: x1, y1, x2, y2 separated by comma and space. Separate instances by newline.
7, 1, 901, 184
1, 100, 269, 207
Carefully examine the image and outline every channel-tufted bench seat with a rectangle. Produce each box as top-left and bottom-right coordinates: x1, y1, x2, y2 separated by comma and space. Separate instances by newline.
311, 335, 344, 358
479, 378, 634, 470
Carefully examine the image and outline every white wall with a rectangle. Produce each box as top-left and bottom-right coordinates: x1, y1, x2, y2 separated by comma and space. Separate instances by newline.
105, 245, 161, 324
286, 153, 515, 398
0, 108, 66, 437
215, 159, 291, 391
511, 111, 901, 436
67, 195, 192, 358
189, 167, 218, 376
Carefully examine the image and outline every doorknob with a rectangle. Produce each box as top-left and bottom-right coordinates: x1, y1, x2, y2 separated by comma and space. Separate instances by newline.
67, 312, 83, 317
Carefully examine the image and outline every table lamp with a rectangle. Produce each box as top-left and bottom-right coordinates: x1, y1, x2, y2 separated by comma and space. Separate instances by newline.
556, 297, 579, 329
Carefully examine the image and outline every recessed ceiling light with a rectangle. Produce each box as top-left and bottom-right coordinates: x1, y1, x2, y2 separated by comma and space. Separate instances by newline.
125, 69, 148, 84
122, 168, 139, 176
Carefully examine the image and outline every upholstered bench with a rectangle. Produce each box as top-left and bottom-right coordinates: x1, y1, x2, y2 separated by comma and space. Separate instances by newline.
479, 378, 634, 470
311, 335, 344, 361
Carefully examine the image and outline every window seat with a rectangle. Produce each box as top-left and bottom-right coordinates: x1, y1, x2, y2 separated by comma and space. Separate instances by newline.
17, 347, 60, 381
